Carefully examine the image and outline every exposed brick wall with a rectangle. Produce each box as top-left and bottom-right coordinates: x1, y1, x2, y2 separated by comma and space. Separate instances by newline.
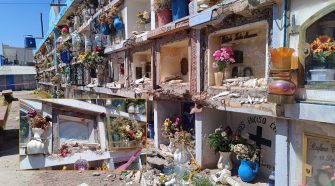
190, 29, 197, 95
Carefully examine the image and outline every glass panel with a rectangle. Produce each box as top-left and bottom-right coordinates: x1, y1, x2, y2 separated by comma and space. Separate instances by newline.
59, 121, 89, 145
19, 110, 30, 143
306, 136, 335, 186
305, 11, 335, 83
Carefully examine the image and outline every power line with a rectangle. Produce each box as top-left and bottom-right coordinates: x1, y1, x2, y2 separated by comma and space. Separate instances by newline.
0, 2, 49, 5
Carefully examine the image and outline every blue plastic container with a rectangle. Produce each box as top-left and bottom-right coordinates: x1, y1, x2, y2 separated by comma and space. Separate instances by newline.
172, 0, 189, 21
113, 16, 123, 31
24, 36, 36, 49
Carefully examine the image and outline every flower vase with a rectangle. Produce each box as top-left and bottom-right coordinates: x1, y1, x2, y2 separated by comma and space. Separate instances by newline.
85, 68, 91, 85
168, 138, 176, 153
238, 160, 260, 182
214, 72, 224, 86
217, 151, 232, 170
224, 67, 232, 79
96, 64, 104, 87
157, 9, 172, 27
127, 103, 135, 114
27, 128, 45, 154
173, 143, 190, 164
270, 48, 294, 69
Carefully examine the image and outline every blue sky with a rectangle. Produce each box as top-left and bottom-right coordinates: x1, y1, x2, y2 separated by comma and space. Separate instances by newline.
0, 1, 51, 51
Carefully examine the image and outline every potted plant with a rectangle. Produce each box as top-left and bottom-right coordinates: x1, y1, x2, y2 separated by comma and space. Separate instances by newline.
154, 0, 172, 27
309, 35, 335, 81
137, 10, 151, 30
212, 47, 236, 86
232, 142, 260, 182
208, 126, 233, 170
26, 112, 51, 155
162, 116, 182, 153
173, 130, 194, 165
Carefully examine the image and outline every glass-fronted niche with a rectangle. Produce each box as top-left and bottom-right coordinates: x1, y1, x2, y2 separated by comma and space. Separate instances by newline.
304, 11, 335, 84
107, 116, 146, 151
106, 99, 147, 151
303, 133, 335, 186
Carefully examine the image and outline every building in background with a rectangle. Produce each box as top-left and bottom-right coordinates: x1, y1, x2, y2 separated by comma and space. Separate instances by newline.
1, 44, 34, 66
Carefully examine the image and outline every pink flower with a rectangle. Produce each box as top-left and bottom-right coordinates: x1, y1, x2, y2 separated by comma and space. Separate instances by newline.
222, 47, 233, 55
222, 52, 230, 59
229, 58, 236, 63
213, 50, 222, 58
212, 63, 218, 69
214, 56, 221, 61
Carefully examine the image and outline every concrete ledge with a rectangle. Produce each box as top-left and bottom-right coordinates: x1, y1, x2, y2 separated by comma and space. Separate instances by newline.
285, 103, 335, 124
20, 151, 111, 170
297, 88, 335, 102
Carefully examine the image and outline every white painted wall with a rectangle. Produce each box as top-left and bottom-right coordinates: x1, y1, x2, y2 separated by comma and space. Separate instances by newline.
160, 40, 189, 83
125, 0, 151, 39
195, 108, 276, 177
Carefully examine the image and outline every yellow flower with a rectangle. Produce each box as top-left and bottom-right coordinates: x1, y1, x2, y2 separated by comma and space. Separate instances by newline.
143, 11, 150, 20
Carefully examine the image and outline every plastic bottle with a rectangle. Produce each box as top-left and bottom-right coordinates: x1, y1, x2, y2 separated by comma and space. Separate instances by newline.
268, 170, 275, 186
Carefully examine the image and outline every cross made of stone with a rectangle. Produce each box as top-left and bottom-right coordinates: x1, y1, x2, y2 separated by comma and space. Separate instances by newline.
249, 126, 272, 148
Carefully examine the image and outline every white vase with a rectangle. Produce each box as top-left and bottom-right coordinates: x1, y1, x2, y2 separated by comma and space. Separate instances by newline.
127, 103, 135, 114
27, 128, 45, 155
217, 151, 232, 170
168, 138, 176, 153
174, 143, 191, 164
214, 72, 224, 86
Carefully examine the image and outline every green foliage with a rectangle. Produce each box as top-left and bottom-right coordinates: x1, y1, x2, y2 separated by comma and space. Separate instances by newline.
192, 176, 213, 186
207, 127, 233, 153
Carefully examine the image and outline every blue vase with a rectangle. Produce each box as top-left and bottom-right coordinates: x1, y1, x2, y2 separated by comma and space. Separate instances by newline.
60, 50, 71, 64
113, 16, 123, 31
238, 160, 259, 182
101, 23, 111, 35
172, 0, 189, 21
148, 123, 155, 139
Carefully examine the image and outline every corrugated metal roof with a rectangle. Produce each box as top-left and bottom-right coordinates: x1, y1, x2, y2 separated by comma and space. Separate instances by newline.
0, 66, 36, 75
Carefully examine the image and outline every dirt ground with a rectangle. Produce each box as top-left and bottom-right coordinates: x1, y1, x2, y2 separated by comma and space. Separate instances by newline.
0, 91, 131, 186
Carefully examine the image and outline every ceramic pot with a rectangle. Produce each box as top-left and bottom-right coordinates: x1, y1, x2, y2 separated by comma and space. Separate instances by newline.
270, 48, 295, 69
268, 79, 296, 96
217, 151, 232, 170
173, 143, 190, 164
214, 72, 224, 86
168, 138, 176, 153
172, 0, 189, 21
27, 128, 45, 155
238, 160, 259, 182
157, 9, 172, 27
309, 69, 335, 81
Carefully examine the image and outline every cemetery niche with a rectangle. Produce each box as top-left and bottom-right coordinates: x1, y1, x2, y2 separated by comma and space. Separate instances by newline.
19, 98, 147, 171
